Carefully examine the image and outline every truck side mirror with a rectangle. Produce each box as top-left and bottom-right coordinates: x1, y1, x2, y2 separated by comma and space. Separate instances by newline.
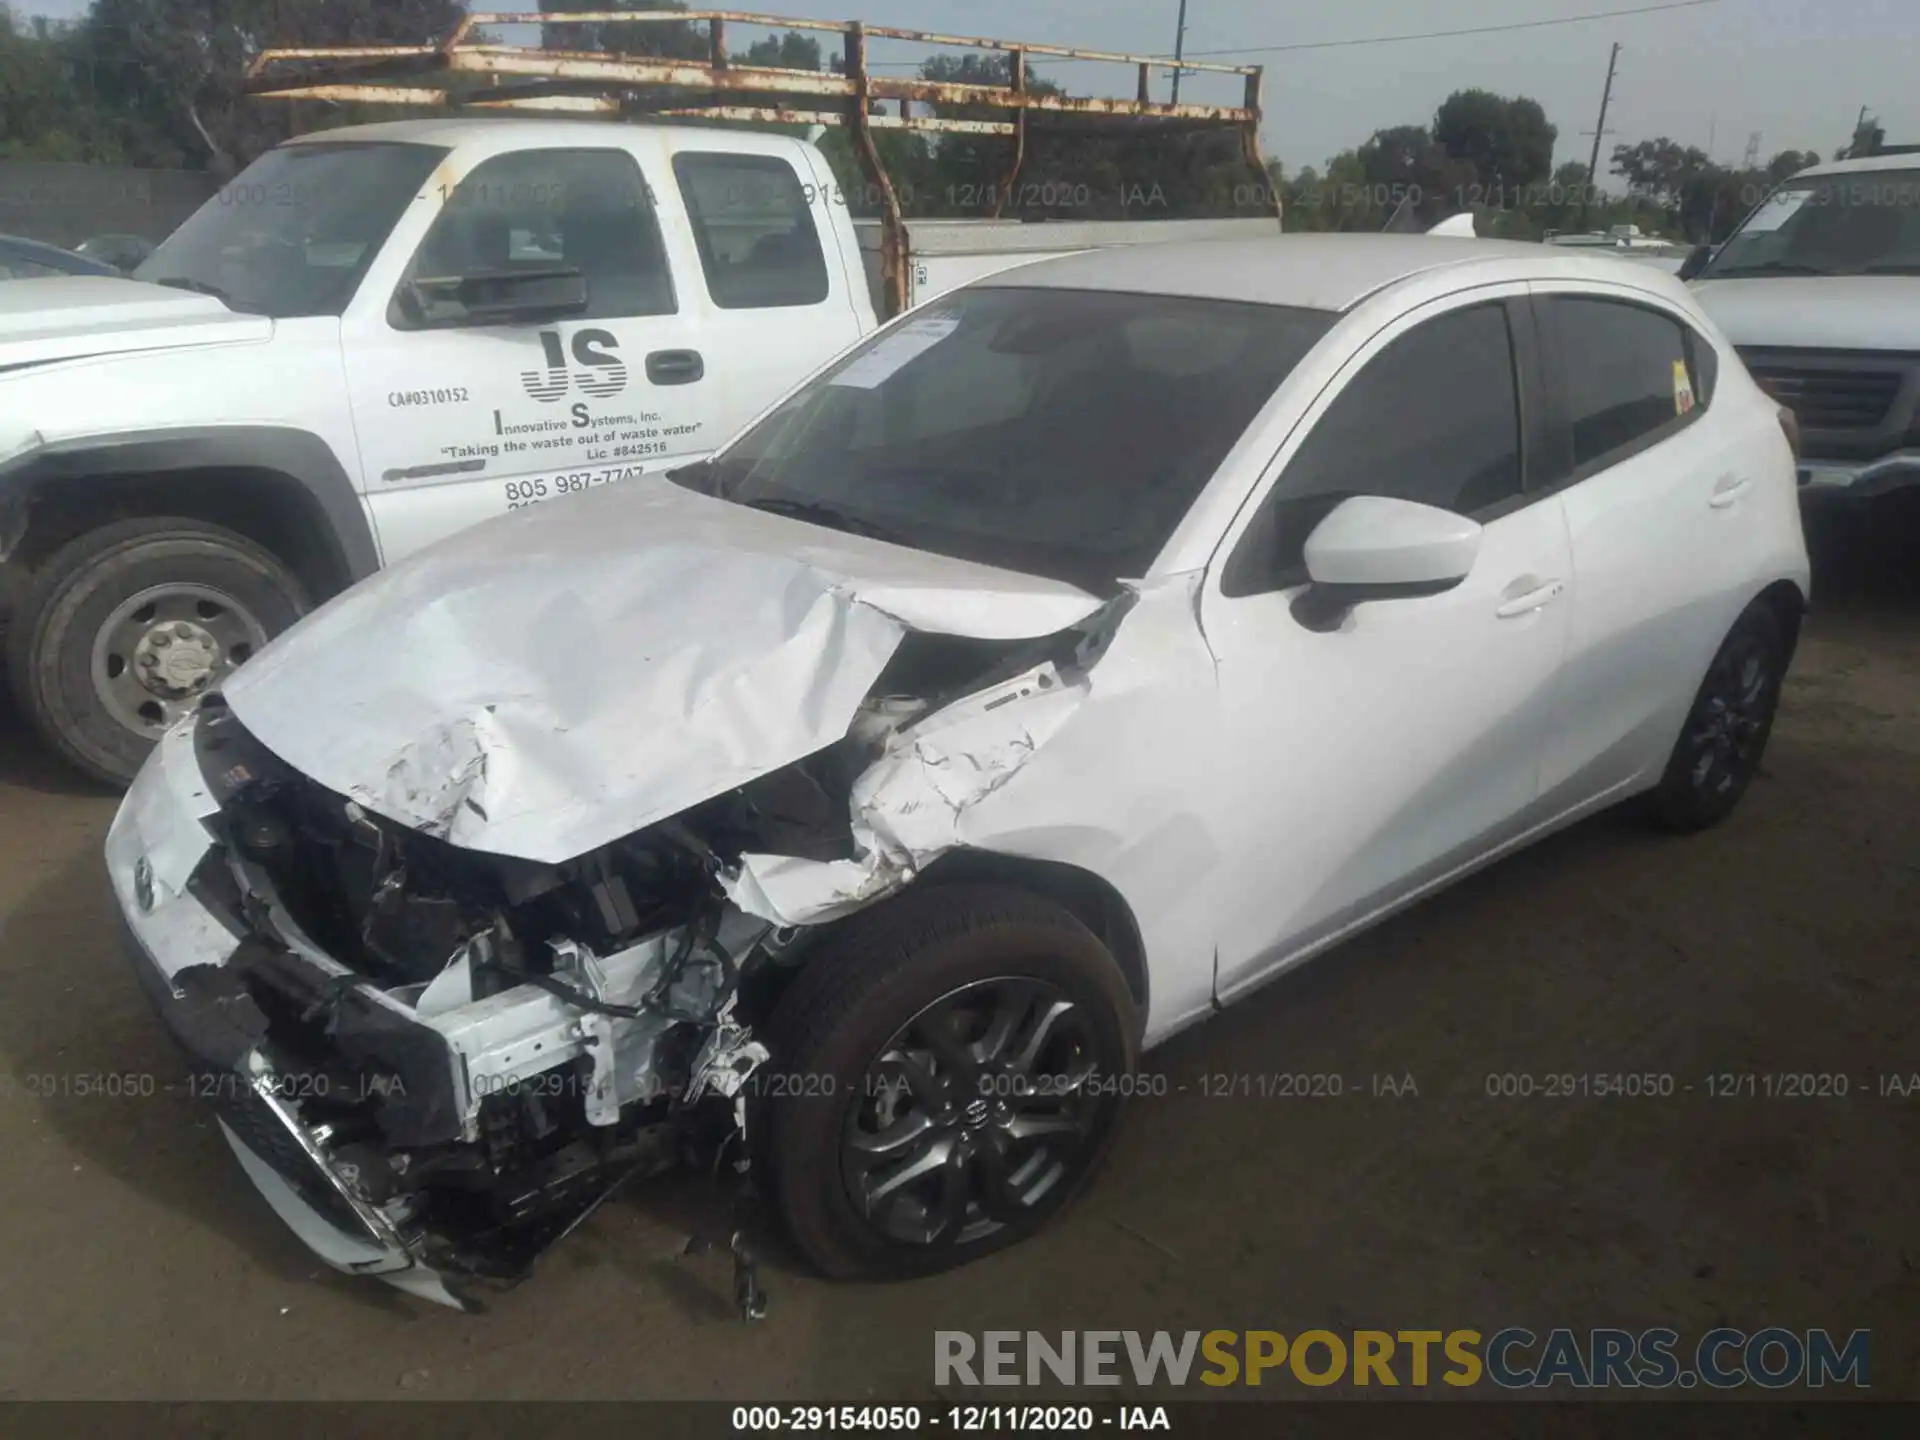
396, 267, 589, 329
1678, 244, 1714, 282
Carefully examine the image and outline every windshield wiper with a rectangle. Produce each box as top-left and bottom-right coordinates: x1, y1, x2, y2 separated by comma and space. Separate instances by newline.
1862, 262, 1920, 275
741, 495, 909, 546
1705, 260, 1832, 278
147, 275, 249, 309
664, 457, 721, 495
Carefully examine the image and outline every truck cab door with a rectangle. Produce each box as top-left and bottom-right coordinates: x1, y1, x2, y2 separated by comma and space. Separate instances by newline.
661, 143, 868, 440
342, 144, 717, 563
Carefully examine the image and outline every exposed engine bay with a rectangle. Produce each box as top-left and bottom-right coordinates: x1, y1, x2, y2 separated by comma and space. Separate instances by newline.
131, 601, 1125, 1312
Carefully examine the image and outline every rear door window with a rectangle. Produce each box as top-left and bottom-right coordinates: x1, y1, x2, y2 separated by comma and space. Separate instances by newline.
672, 152, 831, 309
1536, 296, 1702, 478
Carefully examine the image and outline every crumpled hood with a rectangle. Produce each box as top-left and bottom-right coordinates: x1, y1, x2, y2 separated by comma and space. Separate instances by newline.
0, 275, 271, 371
1692, 276, 1920, 352
222, 477, 1104, 864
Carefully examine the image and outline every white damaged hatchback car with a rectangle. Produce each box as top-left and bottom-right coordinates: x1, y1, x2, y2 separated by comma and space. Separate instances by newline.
109, 235, 1811, 1309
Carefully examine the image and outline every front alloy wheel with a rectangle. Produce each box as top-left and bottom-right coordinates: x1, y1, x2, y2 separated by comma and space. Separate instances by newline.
759, 884, 1137, 1280
843, 978, 1101, 1248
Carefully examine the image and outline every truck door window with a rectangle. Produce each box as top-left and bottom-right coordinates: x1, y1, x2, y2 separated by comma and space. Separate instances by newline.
396, 148, 676, 327
672, 152, 831, 309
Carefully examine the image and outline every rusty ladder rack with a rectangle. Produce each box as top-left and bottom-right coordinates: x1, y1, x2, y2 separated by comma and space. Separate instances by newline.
244, 10, 1275, 314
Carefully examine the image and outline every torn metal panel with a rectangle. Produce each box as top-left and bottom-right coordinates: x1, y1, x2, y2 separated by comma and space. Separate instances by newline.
724, 655, 1090, 925
222, 475, 1101, 864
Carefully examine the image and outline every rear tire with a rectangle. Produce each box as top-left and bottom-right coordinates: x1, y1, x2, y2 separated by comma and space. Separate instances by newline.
7, 517, 308, 785
1647, 601, 1787, 832
756, 884, 1138, 1281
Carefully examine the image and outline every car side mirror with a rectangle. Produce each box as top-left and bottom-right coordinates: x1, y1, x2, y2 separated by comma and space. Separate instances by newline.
1678, 243, 1714, 281
398, 266, 589, 328
1291, 495, 1482, 632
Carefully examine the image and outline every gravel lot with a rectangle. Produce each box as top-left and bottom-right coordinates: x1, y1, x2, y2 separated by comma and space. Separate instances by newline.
0, 496, 1914, 1403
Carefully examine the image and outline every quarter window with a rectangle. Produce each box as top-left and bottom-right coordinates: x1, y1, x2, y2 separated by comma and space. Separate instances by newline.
1537, 296, 1699, 474
673, 152, 830, 309
396, 148, 675, 327
1224, 302, 1522, 595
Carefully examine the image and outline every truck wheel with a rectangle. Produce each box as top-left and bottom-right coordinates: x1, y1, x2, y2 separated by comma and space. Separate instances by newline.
755, 884, 1138, 1281
8, 517, 308, 785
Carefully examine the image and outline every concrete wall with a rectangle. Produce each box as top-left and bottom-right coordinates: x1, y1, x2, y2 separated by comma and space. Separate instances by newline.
0, 162, 217, 249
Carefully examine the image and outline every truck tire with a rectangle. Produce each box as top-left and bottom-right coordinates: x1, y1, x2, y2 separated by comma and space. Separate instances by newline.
755, 884, 1138, 1281
8, 517, 308, 785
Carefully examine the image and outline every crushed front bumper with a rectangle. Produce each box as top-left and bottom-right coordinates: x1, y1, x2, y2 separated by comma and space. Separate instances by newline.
110, 709, 752, 1309
108, 719, 478, 1307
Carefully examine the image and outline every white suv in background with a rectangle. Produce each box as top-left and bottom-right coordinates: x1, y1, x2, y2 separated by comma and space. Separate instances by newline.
1690, 153, 1920, 499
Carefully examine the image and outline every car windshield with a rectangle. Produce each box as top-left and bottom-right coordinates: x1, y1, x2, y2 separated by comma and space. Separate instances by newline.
671, 286, 1334, 592
135, 142, 446, 317
1703, 168, 1920, 278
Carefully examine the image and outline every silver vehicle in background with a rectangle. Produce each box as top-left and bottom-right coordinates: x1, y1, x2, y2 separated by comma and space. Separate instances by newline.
1689, 153, 1920, 500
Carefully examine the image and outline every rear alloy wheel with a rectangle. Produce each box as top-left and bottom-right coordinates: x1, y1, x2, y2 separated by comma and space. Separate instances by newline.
8, 517, 308, 785
1649, 602, 1787, 831
758, 884, 1137, 1279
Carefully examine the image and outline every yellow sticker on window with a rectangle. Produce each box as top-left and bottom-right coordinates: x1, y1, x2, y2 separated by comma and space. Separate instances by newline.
1674, 359, 1696, 416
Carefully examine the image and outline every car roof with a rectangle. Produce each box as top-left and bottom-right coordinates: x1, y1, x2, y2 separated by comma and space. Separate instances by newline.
1792, 152, 1920, 179
986, 233, 1572, 313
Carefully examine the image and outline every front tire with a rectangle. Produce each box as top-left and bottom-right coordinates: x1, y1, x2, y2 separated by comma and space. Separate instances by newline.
1648, 601, 1787, 832
7, 517, 308, 785
757, 884, 1138, 1280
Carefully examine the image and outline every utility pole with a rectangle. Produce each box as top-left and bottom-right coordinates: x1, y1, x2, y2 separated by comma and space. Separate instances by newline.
1170, 0, 1190, 104
1584, 43, 1621, 189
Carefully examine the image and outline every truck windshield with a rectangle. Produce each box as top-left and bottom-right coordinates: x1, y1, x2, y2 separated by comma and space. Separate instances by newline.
672, 286, 1334, 592
1704, 168, 1920, 278
135, 142, 446, 317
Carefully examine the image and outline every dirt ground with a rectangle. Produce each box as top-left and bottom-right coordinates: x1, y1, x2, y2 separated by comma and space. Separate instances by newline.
0, 497, 1914, 1404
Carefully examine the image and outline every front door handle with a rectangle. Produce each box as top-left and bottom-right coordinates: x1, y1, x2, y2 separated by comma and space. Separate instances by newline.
1710, 473, 1751, 508
1495, 578, 1565, 619
645, 348, 705, 385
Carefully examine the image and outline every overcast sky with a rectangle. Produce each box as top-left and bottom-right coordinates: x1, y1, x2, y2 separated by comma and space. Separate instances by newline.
20, 0, 1918, 175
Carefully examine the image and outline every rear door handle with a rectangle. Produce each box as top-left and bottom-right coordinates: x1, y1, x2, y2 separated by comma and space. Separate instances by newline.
1710, 473, 1751, 508
645, 349, 705, 385
1495, 578, 1565, 619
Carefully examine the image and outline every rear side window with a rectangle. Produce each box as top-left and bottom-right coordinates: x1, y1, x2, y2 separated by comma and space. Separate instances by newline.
1537, 296, 1701, 473
673, 152, 830, 309
397, 148, 676, 327
1224, 302, 1522, 595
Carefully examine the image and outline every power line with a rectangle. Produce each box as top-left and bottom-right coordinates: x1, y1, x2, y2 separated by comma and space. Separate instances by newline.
1185, 0, 1723, 58
863, 0, 1721, 70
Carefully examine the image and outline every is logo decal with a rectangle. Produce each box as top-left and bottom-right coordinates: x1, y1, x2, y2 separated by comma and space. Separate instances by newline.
522, 328, 627, 402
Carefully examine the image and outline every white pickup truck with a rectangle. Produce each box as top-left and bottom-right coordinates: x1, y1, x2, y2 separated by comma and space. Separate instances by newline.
0, 117, 1274, 783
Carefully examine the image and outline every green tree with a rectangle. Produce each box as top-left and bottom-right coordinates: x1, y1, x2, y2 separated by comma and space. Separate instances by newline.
0, 5, 121, 161
1610, 137, 1713, 206
738, 30, 821, 71
537, 0, 703, 58
75, 0, 464, 175
1767, 148, 1820, 183
1432, 88, 1556, 191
